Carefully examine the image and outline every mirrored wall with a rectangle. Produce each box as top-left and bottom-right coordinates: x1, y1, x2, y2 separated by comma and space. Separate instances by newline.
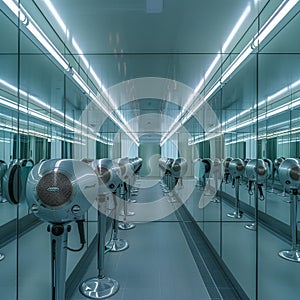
0, 1, 300, 300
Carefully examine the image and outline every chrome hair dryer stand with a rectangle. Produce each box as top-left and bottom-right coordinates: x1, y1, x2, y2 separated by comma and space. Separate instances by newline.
211, 170, 220, 203
48, 223, 70, 300
119, 183, 136, 230
227, 177, 242, 219
106, 190, 129, 252
227, 159, 244, 219
244, 181, 258, 231
80, 195, 119, 299
278, 188, 300, 262
120, 183, 135, 217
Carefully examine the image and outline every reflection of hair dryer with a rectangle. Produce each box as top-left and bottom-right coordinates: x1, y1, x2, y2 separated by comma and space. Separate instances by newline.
2, 159, 34, 205
159, 158, 174, 190
129, 157, 143, 174
229, 158, 245, 180
223, 157, 233, 183
245, 159, 269, 200
0, 160, 7, 202
171, 158, 187, 184
90, 159, 123, 195
263, 159, 273, 177
274, 157, 285, 174
278, 158, 300, 262
25, 159, 98, 300
278, 158, 300, 191
227, 159, 244, 219
212, 158, 221, 174
159, 158, 174, 174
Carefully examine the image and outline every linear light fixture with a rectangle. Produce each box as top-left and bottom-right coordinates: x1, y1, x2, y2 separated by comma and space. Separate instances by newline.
0, 138, 10, 144
205, 53, 221, 79
2, 0, 27, 23
2, 0, 71, 71
0, 93, 114, 145
267, 86, 289, 102
72, 69, 90, 94
252, 0, 299, 48
88, 89, 140, 146
0, 95, 72, 130
161, 4, 251, 146
0, 111, 91, 146
191, 96, 300, 145
41, 0, 139, 145
189, 86, 300, 145
90, 67, 103, 90
222, 5, 251, 53
44, 0, 69, 38
160, 81, 222, 146
26, 21, 70, 71
189, 76, 300, 144
220, 45, 252, 83
0, 78, 94, 135
2, 0, 138, 146
161, 0, 298, 146
72, 37, 89, 69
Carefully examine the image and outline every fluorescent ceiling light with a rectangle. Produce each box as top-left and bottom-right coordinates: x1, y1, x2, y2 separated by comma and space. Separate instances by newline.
72, 69, 90, 94
205, 53, 221, 79
160, 81, 221, 147
44, 0, 69, 37
222, 5, 251, 53
90, 67, 103, 89
26, 22, 70, 71
89, 91, 140, 146
193, 80, 204, 95
2, 1, 71, 71
162, 1, 299, 146
221, 46, 252, 83
291, 79, 300, 89
42, 0, 139, 145
0, 79, 92, 134
267, 86, 289, 102
252, 0, 299, 48
3, 0, 27, 23
0, 138, 10, 144
189, 77, 300, 145
161, 3, 252, 144
72, 37, 89, 69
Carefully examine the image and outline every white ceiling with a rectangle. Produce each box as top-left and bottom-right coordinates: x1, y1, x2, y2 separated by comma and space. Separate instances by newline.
1, 0, 299, 142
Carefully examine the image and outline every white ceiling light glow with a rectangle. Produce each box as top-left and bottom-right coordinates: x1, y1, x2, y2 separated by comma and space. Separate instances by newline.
41, 0, 139, 145
2, 0, 27, 23
222, 5, 251, 53
44, 0, 69, 38
2, 0, 139, 146
161, 0, 299, 146
252, 0, 299, 48
189, 77, 300, 145
160, 4, 252, 146
0, 80, 114, 145
71, 37, 90, 69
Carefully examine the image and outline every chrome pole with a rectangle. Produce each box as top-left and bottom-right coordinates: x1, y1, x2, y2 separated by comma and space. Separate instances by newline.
80, 194, 119, 299
278, 189, 300, 262
49, 224, 69, 300
106, 188, 129, 252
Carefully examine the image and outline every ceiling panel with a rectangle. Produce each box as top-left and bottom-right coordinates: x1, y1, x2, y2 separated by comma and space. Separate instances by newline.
3, 0, 297, 143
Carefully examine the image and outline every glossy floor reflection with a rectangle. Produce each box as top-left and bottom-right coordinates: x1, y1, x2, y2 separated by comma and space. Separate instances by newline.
71, 221, 211, 300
